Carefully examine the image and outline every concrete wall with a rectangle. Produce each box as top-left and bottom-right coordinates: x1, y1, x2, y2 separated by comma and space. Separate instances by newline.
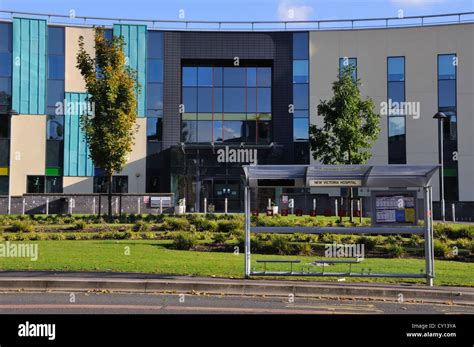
309, 24, 474, 201
65, 26, 95, 93
10, 115, 46, 196
63, 177, 94, 194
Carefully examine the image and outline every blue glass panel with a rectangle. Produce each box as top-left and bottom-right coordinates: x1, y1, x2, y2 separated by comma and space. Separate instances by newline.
197, 87, 213, 112
47, 80, 64, 108
224, 67, 246, 87
0, 77, 11, 106
247, 68, 257, 87
293, 60, 308, 83
213, 67, 223, 87
258, 121, 271, 144
197, 121, 213, 142
339, 57, 357, 80
147, 31, 163, 59
257, 68, 271, 87
224, 121, 246, 142
198, 67, 213, 87
213, 87, 223, 113
438, 54, 456, 80
294, 110, 308, 118
213, 120, 223, 142
257, 88, 271, 113
0, 52, 11, 77
147, 117, 162, 141
388, 81, 405, 105
223, 88, 246, 112
182, 87, 197, 113
388, 57, 405, 81
0, 23, 12, 52
293, 84, 308, 110
182, 120, 197, 143
148, 59, 163, 83
147, 83, 163, 110
438, 80, 456, 108
48, 27, 64, 55
247, 87, 256, 113
47, 115, 64, 140
48, 55, 65, 79
388, 116, 405, 137
183, 67, 197, 86
293, 32, 309, 60
293, 118, 309, 141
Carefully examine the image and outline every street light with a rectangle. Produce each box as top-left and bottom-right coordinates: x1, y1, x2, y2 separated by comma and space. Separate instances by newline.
7, 109, 19, 215
433, 111, 447, 222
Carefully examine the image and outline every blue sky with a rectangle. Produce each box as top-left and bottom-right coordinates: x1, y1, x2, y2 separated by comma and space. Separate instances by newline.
0, 0, 472, 22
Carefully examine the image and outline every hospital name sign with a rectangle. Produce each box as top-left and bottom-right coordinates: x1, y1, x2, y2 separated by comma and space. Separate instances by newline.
308, 179, 362, 187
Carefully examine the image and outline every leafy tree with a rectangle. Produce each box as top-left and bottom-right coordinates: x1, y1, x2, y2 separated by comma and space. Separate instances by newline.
76, 27, 139, 217
309, 65, 381, 221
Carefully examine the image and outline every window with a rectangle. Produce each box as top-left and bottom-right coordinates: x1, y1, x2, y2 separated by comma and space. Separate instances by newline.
0, 138, 8, 166
147, 59, 163, 83
46, 176, 63, 193
438, 55, 456, 80
339, 57, 357, 80
48, 27, 65, 55
46, 140, 63, 168
0, 176, 8, 195
0, 23, 12, 112
438, 80, 456, 108
387, 57, 406, 164
0, 116, 9, 138
147, 117, 162, 142
146, 83, 163, 111
182, 64, 272, 144
93, 176, 129, 193
47, 115, 64, 140
147, 31, 163, 59
293, 32, 309, 60
293, 118, 309, 141
293, 60, 308, 83
27, 176, 45, 193
293, 84, 308, 110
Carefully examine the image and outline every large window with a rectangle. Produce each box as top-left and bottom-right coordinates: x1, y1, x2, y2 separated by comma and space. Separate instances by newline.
387, 56, 406, 164
93, 176, 129, 193
339, 57, 357, 81
0, 23, 12, 113
46, 27, 65, 177
438, 54, 458, 201
27, 175, 63, 194
293, 32, 309, 163
181, 65, 272, 144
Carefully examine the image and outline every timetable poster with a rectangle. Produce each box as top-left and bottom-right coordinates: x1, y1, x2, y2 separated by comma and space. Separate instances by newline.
375, 194, 416, 224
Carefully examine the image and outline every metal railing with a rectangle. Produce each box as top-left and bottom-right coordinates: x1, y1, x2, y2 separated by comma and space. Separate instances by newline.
0, 10, 473, 31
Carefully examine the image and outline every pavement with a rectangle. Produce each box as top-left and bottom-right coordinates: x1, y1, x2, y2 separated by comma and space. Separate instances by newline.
1, 291, 473, 314
0, 270, 473, 306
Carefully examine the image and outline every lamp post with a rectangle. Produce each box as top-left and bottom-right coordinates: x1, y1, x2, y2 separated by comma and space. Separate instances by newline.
433, 112, 447, 222
7, 109, 19, 215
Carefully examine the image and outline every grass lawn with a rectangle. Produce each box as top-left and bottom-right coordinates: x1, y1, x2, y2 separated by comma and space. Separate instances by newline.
1, 240, 473, 286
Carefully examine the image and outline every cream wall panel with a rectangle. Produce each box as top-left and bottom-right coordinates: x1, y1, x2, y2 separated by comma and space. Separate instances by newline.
10, 115, 46, 195
119, 118, 147, 193
63, 177, 94, 194
65, 27, 95, 92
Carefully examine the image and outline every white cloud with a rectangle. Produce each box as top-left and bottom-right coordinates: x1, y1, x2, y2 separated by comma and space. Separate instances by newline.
278, 1, 314, 21
390, 0, 448, 7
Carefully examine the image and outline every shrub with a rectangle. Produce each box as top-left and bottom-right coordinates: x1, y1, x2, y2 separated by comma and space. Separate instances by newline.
173, 232, 197, 250
163, 218, 191, 231
212, 232, 228, 244
9, 220, 33, 233
49, 233, 66, 240
217, 219, 243, 233
356, 236, 377, 251
74, 220, 87, 230
385, 244, 405, 258
434, 240, 451, 258
133, 220, 150, 232
298, 243, 312, 256
408, 234, 423, 247
270, 235, 291, 255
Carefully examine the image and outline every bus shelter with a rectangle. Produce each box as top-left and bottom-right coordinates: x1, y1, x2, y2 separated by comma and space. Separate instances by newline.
242, 164, 440, 286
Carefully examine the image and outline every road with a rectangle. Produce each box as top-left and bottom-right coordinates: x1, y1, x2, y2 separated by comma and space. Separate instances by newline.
0, 292, 473, 314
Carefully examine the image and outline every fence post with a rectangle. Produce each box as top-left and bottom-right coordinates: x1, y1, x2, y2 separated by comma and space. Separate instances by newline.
22, 198, 25, 215
115, 197, 119, 215
312, 198, 316, 211
160, 198, 163, 214
92, 198, 96, 215
335, 199, 339, 217
204, 197, 207, 214
137, 197, 140, 214
268, 198, 271, 210
452, 203, 456, 222
225, 198, 228, 215
46, 198, 49, 215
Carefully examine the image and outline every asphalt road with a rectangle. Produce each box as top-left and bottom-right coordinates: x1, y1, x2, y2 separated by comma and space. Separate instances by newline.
0, 292, 473, 314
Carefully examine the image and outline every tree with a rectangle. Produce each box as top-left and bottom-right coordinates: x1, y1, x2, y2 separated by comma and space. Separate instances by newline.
76, 27, 139, 217
309, 65, 381, 221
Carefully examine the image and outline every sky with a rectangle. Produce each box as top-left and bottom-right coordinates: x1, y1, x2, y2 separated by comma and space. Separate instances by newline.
0, 0, 472, 23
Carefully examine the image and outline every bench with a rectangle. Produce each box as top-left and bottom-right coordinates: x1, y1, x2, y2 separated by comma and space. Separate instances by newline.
256, 259, 301, 273
307, 257, 363, 274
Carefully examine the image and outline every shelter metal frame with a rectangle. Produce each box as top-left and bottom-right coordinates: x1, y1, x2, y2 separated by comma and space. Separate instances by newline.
243, 164, 439, 286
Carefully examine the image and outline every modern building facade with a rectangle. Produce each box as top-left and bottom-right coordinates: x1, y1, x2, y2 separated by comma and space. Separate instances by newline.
0, 12, 472, 216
